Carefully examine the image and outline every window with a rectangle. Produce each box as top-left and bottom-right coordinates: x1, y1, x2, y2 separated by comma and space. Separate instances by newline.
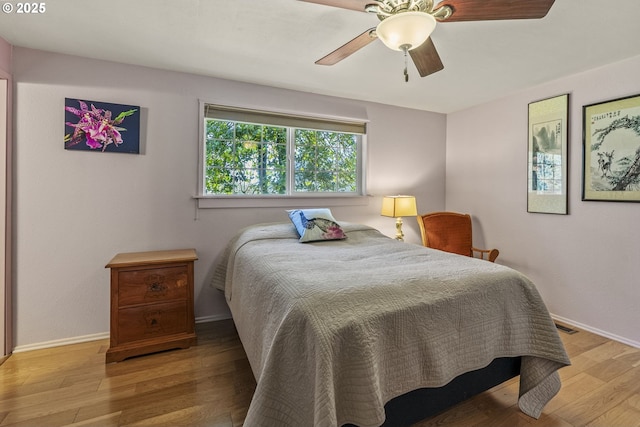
200, 104, 366, 198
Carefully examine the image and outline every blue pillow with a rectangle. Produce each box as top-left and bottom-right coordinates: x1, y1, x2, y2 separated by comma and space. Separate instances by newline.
286, 209, 347, 242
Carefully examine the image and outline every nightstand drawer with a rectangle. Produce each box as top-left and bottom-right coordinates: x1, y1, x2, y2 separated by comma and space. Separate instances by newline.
118, 266, 188, 306
117, 301, 189, 344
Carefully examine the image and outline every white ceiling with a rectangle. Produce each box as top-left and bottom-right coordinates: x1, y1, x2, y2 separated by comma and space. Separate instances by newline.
1, 0, 640, 113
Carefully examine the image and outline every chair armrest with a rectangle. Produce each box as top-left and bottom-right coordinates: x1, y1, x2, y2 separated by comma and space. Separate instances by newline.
471, 247, 499, 262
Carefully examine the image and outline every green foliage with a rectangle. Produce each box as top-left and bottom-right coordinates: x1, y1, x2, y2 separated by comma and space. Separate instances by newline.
294, 129, 357, 192
113, 109, 138, 125
204, 119, 359, 195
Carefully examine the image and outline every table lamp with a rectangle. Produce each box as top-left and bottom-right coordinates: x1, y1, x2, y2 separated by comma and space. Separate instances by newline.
381, 195, 417, 241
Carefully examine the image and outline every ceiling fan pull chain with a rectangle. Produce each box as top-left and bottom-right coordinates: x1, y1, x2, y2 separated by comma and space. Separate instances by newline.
402, 44, 409, 82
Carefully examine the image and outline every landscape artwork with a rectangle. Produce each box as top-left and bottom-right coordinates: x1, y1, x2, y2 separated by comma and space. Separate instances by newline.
530, 120, 563, 194
64, 98, 140, 154
583, 94, 640, 202
527, 94, 569, 214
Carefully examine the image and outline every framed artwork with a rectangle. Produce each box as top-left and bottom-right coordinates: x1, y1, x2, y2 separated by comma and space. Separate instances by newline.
527, 94, 569, 214
64, 98, 140, 153
582, 94, 640, 202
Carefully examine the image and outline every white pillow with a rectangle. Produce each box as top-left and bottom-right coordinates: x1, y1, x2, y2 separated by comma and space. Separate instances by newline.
286, 208, 347, 243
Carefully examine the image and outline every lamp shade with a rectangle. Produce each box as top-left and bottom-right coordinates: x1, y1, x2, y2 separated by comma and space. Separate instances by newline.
376, 11, 437, 51
381, 195, 418, 218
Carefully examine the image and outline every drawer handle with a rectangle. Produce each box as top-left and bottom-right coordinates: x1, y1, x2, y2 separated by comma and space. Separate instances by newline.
145, 311, 162, 331
149, 283, 167, 293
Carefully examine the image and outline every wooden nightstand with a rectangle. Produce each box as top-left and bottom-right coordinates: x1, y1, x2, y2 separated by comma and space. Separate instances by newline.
105, 249, 198, 363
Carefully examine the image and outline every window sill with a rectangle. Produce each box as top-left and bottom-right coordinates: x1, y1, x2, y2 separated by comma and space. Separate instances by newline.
195, 195, 370, 209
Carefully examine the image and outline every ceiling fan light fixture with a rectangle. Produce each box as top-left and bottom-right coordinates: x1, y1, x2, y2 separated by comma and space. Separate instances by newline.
375, 11, 436, 51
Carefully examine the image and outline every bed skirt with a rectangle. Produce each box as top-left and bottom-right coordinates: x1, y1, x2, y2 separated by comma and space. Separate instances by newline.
343, 357, 522, 427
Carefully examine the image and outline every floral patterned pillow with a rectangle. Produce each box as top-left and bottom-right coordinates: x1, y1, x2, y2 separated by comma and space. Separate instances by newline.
287, 209, 347, 243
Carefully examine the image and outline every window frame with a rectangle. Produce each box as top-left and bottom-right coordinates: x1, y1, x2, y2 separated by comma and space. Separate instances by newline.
196, 102, 368, 208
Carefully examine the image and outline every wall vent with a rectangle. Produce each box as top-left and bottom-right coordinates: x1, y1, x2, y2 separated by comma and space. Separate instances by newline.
555, 323, 578, 334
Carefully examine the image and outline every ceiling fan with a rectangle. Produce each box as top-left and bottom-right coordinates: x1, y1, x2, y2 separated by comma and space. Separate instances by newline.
301, 0, 556, 80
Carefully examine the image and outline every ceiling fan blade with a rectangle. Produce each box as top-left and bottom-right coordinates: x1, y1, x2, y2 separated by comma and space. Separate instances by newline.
298, 0, 371, 12
409, 38, 444, 77
438, 0, 555, 22
315, 28, 377, 65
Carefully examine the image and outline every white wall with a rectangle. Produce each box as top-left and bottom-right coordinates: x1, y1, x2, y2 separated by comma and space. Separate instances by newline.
11, 48, 446, 348
446, 55, 640, 347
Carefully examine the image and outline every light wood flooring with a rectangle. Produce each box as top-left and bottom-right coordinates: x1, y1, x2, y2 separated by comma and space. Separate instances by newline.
1, 320, 639, 427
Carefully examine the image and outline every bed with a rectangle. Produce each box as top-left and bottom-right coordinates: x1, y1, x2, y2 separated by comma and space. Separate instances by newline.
212, 221, 570, 427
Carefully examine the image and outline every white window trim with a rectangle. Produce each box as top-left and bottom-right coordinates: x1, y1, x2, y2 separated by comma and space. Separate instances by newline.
194, 194, 371, 209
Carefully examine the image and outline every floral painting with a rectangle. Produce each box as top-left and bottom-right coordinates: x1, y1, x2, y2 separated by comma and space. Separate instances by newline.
64, 98, 140, 153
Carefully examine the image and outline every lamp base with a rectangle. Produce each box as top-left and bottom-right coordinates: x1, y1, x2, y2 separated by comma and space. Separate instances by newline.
395, 217, 404, 241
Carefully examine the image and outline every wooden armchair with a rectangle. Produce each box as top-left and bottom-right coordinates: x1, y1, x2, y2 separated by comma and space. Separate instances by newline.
417, 211, 499, 262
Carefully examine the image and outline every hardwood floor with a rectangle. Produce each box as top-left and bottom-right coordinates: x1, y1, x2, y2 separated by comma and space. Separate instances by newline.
1, 320, 639, 427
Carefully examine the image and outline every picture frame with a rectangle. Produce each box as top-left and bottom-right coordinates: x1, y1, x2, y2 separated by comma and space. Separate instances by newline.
64, 98, 140, 154
582, 93, 640, 202
527, 94, 569, 214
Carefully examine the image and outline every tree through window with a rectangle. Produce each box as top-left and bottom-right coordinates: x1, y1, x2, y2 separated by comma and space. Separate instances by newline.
201, 105, 365, 196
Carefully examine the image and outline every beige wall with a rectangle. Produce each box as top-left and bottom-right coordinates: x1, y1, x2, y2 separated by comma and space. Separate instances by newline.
12, 44, 640, 349
0, 38, 10, 72
446, 55, 640, 347
11, 47, 446, 348
0, 37, 12, 357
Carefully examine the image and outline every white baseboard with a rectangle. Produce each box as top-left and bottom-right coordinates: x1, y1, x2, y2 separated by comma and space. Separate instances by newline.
552, 314, 640, 349
12, 315, 233, 353
13, 331, 111, 353
195, 313, 231, 324
15, 313, 637, 353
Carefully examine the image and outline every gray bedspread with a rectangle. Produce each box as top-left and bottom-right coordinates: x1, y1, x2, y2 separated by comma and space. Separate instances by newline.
212, 222, 570, 427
